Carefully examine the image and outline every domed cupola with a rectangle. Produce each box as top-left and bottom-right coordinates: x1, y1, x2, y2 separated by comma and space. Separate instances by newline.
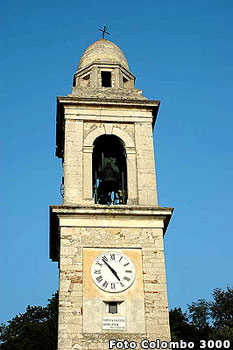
78, 39, 129, 71
71, 39, 146, 100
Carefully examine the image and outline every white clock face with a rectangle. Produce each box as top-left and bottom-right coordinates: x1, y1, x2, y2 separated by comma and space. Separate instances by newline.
91, 251, 136, 293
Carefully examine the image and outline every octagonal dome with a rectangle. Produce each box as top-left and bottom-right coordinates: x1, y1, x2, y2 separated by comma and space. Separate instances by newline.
77, 39, 129, 71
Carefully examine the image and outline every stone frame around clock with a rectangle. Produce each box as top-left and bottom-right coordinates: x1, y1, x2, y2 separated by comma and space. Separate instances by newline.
83, 247, 146, 333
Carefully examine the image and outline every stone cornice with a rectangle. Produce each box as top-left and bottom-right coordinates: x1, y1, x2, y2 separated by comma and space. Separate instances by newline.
50, 204, 173, 216
57, 96, 160, 109
49, 205, 173, 262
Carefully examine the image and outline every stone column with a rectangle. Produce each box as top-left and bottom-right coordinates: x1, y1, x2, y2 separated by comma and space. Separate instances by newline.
115, 67, 122, 88
63, 119, 83, 205
126, 147, 138, 205
83, 145, 94, 203
91, 65, 98, 88
135, 122, 158, 206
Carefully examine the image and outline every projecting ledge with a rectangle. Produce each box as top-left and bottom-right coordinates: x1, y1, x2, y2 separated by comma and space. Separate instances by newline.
49, 205, 173, 261
50, 204, 173, 217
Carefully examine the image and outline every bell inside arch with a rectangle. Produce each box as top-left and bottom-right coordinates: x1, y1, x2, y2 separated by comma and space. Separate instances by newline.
92, 135, 127, 205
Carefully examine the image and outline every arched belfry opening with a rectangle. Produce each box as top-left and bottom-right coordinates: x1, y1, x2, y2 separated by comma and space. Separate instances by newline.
92, 135, 127, 205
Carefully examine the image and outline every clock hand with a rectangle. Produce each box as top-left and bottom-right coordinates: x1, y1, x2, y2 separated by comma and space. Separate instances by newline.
102, 259, 121, 281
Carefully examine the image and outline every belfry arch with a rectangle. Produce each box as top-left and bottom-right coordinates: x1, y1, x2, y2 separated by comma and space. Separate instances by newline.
93, 134, 127, 204
83, 125, 137, 204
83, 124, 135, 148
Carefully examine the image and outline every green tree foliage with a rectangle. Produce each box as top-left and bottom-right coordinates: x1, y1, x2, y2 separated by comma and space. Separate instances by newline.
0, 292, 58, 350
187, 298, 211, 340
169, 307, 196, 342
211, 287, 233, 330
170, 286, 233, 343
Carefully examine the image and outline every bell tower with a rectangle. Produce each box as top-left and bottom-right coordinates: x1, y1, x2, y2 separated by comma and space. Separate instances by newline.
50, 38, 173, 349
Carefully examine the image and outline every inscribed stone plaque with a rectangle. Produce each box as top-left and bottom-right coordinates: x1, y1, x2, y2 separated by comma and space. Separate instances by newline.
102, 317, 126, 330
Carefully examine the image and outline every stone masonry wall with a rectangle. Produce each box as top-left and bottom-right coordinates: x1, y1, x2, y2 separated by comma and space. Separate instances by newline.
135, 123, 158, 206
58, 223, 170, 350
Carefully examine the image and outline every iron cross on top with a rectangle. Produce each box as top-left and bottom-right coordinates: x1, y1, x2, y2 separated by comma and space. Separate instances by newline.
99, 25, 110, 39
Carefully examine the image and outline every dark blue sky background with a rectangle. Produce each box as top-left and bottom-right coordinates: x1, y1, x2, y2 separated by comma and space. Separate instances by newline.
1, 0, 233, 323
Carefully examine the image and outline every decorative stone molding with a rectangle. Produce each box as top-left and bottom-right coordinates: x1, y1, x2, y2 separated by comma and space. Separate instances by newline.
84, 124, 135, 148
83, 124, 137, 203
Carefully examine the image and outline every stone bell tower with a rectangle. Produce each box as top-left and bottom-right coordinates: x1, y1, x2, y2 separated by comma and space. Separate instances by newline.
50, 38, 173, 349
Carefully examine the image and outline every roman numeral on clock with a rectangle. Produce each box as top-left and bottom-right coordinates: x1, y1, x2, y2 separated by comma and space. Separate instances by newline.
123, 276, 130, 282
111, 283, 116, 289
96, 276, 103, 283
102, 281, 108, 288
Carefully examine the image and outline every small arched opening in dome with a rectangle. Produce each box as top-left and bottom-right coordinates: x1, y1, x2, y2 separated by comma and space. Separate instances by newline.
92, 135, 127, 205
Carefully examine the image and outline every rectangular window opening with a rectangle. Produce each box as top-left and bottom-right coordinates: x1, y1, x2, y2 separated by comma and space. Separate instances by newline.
108, 302, 118, 314
101, 71, 112, 87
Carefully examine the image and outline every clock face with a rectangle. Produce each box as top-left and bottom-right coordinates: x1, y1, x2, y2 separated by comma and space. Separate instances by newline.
91, 251, 136, 293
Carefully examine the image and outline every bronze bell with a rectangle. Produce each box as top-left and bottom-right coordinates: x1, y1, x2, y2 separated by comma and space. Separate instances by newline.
101, 163, 118, 193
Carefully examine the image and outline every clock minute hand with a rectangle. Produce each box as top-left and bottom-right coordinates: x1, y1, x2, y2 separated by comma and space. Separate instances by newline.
102, 259, 121, 281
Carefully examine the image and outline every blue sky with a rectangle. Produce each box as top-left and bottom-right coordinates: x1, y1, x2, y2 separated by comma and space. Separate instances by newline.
1, 0, 233, 323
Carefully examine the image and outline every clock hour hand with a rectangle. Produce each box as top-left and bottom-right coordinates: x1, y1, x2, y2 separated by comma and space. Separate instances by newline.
102, 259, 120, 281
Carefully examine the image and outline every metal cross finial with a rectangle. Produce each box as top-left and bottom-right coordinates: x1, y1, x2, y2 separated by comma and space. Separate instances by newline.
99, 25, 110, 39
